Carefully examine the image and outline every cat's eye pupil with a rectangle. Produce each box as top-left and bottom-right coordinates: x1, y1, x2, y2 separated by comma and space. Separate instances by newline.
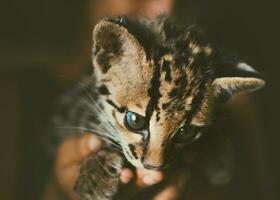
124, 111, 146, 132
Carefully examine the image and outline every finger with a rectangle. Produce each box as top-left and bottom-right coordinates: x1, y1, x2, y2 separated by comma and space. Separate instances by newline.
136, 169, 164, 187
56, 164, 79, 194
152, 185, 178, 200
120, 168, 134, 184
56, 134, 102, 169
54, 134, 102, 195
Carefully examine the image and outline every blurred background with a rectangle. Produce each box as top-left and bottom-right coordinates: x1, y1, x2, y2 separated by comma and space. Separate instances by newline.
0, 0, 279, 199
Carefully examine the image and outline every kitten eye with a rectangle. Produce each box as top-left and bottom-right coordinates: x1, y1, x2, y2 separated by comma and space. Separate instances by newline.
124, 111, 147, 132
173, 125, 203, 145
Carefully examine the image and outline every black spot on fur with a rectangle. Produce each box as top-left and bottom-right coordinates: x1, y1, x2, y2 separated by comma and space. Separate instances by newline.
162, 102, 171, 110
128, 144, 138, 159
98, 84, 110, 95
169, 88, 178, 98
154, 47, 171, 62
162, 60, 172, 82
106, 99, 125, 113
96, 52, 112, 73
156, 110, 161, 122
146, 64, 162, 120
175, 76, 187, 85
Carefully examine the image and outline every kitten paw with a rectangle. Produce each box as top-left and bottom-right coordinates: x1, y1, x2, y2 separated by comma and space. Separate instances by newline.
74, 149, 123, 200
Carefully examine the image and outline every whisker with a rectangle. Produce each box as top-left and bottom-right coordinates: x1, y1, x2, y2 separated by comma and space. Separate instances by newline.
88, 121, 121, 141
55, 76, 128, 147
55, 126, 121, 148
80, 99, 123, 142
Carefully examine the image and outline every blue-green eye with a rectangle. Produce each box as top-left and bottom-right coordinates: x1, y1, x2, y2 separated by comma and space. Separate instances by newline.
124, 111, 147, 132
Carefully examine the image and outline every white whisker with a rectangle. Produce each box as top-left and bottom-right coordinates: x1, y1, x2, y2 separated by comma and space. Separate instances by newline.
55, 126, 121, 148
56, 76, 127, 148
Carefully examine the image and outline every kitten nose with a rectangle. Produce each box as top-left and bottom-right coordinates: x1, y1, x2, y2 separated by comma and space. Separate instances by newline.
142, 160, 165, 171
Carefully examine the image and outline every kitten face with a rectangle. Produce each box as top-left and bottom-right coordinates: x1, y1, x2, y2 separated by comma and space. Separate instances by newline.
92, 17, 265, 169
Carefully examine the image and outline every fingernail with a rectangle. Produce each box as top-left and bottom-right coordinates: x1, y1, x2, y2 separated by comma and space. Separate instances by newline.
88, 135, 102, 151
143, 175, 156, 185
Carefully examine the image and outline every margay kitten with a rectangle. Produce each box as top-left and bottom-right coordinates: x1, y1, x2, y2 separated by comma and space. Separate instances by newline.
51, 16, 265, 199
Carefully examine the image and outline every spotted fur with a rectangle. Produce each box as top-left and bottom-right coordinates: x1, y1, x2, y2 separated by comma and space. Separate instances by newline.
51, 16, 265, 199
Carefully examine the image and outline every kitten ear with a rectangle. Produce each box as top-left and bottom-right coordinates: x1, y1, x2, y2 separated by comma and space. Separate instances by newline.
92, 18, 146, 74
212, 62, 265, 102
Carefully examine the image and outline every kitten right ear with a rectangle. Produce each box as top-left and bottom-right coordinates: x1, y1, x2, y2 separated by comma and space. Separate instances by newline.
92, 18, 146, 74
212, 62, 265, 103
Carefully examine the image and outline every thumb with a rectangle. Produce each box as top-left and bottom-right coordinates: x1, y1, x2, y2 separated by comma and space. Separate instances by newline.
56, 134, 102, 169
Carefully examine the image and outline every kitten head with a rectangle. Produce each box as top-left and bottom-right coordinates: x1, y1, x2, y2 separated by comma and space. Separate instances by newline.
92, 17, 265, 170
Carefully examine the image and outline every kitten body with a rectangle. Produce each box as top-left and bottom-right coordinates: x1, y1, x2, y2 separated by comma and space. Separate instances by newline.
51, 16, 265, 199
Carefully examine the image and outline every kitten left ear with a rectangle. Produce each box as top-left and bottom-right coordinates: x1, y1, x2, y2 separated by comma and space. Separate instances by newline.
212, 62, 265, 102
92, 18, 146, 74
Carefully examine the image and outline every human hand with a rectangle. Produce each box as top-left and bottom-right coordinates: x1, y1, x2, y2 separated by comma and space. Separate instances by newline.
51, 134, 180, 200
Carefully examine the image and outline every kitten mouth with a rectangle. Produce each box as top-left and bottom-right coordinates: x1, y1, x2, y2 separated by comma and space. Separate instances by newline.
142, 163, 167, 171
142, 160, 170, 171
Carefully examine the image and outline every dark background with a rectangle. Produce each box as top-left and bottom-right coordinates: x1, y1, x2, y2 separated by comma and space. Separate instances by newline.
0, 0, 279, 199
